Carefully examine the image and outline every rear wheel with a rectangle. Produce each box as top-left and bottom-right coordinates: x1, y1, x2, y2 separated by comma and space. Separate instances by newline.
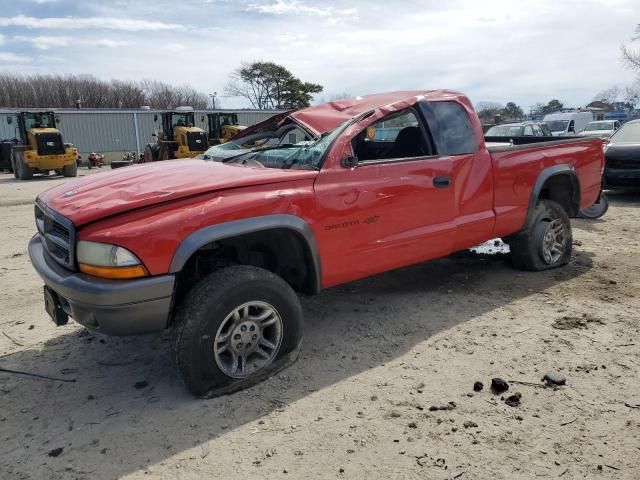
171, 265, 303, 397
14, 151, 33, 180
579, 192, 609, 219
508, 200, 572, 271
62, 163, 77, 177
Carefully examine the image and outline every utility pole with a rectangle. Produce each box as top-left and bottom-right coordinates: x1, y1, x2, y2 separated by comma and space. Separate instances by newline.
209, 92, 217, 110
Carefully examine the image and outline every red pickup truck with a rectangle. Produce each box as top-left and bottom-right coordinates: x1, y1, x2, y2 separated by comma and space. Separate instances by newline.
29, 90, 604, 396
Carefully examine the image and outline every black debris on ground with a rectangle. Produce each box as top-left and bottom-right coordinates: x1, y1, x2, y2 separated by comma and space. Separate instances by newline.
48, 447, 63, 457
504, 392, 522, 407
473, 381, 484, 392
428, 401, 456, 411
491, 378, 509, 394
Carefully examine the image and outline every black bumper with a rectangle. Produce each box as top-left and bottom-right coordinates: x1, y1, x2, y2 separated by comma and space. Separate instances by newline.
29, 235, 175, 336
604, 167, 640, 187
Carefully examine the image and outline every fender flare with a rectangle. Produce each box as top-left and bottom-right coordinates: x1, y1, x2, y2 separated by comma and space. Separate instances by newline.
169, 214, 322, 294
527, 164, 581, 219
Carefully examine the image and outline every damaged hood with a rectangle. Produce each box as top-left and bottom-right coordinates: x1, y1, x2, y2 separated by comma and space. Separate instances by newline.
38, 160, 318, 226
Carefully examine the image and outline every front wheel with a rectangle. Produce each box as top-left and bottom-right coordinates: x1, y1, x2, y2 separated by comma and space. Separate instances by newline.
579, 192, 609, 219
508, 200, 572, 271
171, 265, 303, 397
62, 163, 77, 177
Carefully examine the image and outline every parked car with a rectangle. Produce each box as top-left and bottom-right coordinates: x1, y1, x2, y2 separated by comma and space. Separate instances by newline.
543, 111, 593, 136
29, 90, 604, 397
579, 120, 621, 140
603, 119, 640, 187
485, 121, 551, 137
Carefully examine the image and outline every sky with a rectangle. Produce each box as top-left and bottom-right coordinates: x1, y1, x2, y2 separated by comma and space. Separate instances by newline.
0, 0, 638, 110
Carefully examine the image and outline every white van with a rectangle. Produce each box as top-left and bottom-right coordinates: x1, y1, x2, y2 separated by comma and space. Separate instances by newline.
543, 112, 593, 136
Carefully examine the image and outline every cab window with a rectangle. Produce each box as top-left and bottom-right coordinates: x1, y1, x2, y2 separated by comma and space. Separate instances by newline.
352, 109, 431, 162
419, 101, 477, 155
523, 125, 534, 136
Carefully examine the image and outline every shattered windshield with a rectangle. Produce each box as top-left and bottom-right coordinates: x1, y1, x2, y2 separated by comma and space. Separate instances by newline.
223, 117, 356, 170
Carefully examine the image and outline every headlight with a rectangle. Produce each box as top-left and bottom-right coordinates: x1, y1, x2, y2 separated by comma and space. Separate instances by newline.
77, 241, 148, 279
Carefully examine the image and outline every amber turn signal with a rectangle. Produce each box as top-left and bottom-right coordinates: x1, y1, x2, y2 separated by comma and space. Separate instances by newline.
78, 263, 148, 279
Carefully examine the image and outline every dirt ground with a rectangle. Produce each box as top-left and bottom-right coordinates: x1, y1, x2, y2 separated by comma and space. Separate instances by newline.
0, 169, 639, 480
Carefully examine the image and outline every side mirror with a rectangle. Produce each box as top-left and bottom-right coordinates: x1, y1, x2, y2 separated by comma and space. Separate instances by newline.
341, 156, 359, 168
152, 133, 157, 137
55, 116, 60, 123
201, 116, 205, 122
153, 114, 158, 122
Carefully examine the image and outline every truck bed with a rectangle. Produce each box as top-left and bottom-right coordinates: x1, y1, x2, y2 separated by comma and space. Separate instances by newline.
484, 135, 588, 152
487, 135, 604, 239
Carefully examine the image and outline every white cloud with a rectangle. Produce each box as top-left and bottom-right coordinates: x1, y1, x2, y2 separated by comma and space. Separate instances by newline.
0, 52, 32, 63
0, 15, 185, 31
247, 0, 356, 18
14, 35, 71, 50
0, 34, 4, 46
13, 35, 131, 49
93, 39, 130, 48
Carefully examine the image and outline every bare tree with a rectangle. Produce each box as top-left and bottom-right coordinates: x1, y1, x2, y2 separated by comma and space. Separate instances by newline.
623, 81, 640, 108
475, 101, 504, 123
0, 73, 208, 109
622, 24, 640, 72
592, 86, 620, 105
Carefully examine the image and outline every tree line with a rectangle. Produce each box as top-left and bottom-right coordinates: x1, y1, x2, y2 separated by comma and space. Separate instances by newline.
0, 73, 210, 109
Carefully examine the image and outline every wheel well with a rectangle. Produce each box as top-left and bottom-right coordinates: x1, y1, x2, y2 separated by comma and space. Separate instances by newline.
537, 173, 580, 217
173, 228, 318, 311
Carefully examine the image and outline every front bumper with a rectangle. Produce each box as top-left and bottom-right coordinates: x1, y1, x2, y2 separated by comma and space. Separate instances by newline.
604, 167, 640, 187
29, 235, 175, 336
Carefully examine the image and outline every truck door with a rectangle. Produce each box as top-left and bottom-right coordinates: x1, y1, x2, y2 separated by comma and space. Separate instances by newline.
418, 100, 494, 252
313, 107, 457, 288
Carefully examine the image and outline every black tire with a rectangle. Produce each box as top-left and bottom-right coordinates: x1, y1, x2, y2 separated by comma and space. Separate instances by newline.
579, 192, 609, 219
144, 144, 157, 163
14, 152, 33, 180
62, 163, 77, 177
110, 160, 132, 169
509, 200, 572, 271
11, 157, 18, 178
172, 265, 303, 397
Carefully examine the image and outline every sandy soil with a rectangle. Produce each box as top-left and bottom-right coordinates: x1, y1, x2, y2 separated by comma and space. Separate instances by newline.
0, 170, 639, 480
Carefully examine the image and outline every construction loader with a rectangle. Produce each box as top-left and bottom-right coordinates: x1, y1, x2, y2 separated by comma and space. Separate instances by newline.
144, 107, 208, 162
1, 111, 78, 179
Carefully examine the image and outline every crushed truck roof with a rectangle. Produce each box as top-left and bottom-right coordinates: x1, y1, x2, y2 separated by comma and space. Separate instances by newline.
290, 89, 466, 136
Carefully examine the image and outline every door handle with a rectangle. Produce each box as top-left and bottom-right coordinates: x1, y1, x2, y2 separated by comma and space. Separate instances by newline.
433, 176, 451, 188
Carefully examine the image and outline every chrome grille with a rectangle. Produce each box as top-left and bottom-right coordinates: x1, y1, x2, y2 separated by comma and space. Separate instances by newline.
35, 201, 75, 270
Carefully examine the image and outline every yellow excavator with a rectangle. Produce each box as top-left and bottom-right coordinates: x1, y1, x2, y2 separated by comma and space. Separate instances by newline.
1, 111, 78, 180
206, 112, 246, 145
144, 107, 208, 162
